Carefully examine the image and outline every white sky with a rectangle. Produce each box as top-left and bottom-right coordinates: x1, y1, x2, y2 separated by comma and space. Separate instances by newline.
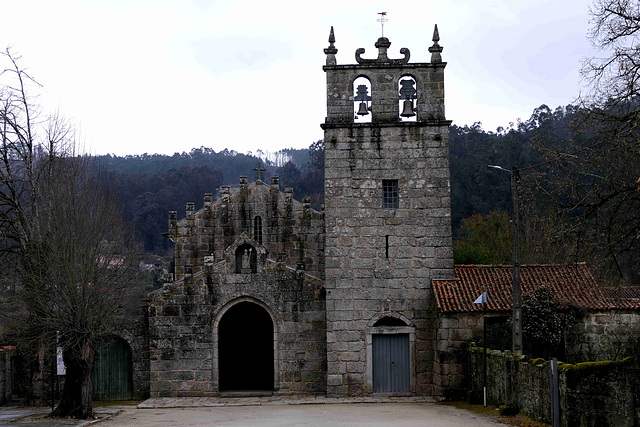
0, 0, 596, 156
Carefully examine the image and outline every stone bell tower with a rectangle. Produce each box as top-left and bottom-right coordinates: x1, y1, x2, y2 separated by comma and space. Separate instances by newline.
321, 26, 454, 396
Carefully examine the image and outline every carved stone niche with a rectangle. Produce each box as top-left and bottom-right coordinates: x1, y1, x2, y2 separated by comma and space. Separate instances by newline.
235, 244, 257, 274
224, 231, 268, 274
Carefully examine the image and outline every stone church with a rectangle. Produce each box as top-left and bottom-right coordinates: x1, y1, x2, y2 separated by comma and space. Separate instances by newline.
144, 25, 456, 398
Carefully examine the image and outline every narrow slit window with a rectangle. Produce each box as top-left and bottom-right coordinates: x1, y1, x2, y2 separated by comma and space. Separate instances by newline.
253, 216, 263, 244
385, 235, 389, 258
382, 180, 399, 209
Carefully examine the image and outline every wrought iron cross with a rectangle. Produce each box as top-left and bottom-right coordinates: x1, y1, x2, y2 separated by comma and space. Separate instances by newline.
253, 161, 267, 182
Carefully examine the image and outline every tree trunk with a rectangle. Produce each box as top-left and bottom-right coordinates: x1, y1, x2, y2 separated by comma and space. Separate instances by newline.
28, 340, 45, 403
52, 345, 93, 419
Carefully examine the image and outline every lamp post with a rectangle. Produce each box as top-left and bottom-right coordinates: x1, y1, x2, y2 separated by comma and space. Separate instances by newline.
488, 165, 522, 355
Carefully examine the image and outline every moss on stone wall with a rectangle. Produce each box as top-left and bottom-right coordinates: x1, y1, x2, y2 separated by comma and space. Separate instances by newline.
469, 347, 640, 426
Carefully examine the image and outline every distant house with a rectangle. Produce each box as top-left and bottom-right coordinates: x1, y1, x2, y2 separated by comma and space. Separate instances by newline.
432, 263, 640, 397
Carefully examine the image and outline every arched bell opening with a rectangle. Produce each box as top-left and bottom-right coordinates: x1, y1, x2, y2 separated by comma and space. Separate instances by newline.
218, 301, 275, 392
398, 75, 417, 122
353, 76, 372, 123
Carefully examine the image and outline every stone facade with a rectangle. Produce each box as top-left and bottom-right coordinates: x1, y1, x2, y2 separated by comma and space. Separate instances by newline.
169, 177, 324, 281
142, 26, 455, 399
147, 178, 326, 396
321, 27, 454, 396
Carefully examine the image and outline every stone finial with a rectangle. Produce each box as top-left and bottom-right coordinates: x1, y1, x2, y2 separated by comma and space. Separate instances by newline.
169, 211, 177, 229
186, 202, 195, 219
270, 176, 280, 189
204, 255, 214, 272
324, 26, 338, 66
239, 176, 248, 188
221, 185, 230, 202
204, 193, 213, 208
184, 264, 193, 283
429, 24, 443, 63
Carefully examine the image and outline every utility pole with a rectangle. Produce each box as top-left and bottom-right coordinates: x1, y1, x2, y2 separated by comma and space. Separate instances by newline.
488, 165, 523, 355
511, 166, 522, 355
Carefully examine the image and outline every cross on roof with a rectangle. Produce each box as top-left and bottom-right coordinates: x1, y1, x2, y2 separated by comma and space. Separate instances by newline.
253, 161, 267, 182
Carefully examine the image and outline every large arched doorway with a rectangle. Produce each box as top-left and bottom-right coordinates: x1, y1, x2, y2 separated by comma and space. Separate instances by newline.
218, 301, 274, 391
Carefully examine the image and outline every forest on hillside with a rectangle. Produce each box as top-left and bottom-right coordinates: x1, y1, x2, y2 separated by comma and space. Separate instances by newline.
97, 103, 639, 284
97, 104, 563, 252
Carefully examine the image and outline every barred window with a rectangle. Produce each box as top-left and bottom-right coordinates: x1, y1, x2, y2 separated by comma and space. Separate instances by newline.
382, 180, 399, 209
253, 216, 263, 244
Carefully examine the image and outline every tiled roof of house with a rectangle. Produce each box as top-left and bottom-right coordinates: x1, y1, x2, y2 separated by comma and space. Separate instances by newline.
433, 263, 640, 313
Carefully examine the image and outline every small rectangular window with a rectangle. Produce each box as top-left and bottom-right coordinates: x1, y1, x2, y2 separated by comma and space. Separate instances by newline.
382, 180, 399, 209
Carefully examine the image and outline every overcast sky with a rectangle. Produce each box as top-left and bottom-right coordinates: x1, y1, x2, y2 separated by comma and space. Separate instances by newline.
1, 0, 597, 157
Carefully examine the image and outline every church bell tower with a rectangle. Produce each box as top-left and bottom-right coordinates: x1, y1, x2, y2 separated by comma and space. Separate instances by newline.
322, 24, 454, 396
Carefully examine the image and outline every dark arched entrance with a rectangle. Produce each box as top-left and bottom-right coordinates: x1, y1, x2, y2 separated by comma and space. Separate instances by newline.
219, 301, 274, 391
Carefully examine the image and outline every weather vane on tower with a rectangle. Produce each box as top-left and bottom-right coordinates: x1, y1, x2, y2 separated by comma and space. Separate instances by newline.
377, 12, 388, 37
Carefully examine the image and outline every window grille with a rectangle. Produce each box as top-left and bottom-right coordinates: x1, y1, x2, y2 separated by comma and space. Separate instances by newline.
253, 216, 263, 244
382, 180, 399, 209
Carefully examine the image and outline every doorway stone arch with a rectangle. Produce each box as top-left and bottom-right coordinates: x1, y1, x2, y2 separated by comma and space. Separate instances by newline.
212, 297, 279, 393
365, 313, 415, 395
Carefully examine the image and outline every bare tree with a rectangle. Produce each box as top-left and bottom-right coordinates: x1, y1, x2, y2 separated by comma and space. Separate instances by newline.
526, 1, 640, 283
0, 49, 139, 418
23, 158, 139, 418
584, 0, 640, 108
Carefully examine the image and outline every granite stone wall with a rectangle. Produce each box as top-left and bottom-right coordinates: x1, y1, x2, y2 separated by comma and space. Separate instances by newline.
565, 311, 640, 363
469, 347, 640, 427
168, 178, 324, 282
322, 34, 454, 397
147, 255, 326, 397
433, 312, 481, 399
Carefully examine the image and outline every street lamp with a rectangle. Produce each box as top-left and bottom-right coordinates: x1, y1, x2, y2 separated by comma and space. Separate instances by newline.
488, 165, 523, 356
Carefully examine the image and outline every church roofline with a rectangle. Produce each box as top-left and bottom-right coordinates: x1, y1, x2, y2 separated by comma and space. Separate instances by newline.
148, 257, 322, 298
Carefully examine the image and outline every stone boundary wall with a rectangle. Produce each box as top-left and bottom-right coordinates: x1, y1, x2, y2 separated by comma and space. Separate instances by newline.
434, 312, 479, 399
565, 311, 640, 363
469, 347, 640, 426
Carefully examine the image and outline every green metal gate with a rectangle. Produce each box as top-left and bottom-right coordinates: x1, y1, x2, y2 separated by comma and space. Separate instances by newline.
92, 338, 133, 401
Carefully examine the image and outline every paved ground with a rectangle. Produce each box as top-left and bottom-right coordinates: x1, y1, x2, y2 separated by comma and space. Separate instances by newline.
2, 397, 508, 426
0, 405, 120, 426
107, 403, 503, 426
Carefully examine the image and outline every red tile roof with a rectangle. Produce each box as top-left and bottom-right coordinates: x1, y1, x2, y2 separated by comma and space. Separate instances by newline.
433, 263, 640, 313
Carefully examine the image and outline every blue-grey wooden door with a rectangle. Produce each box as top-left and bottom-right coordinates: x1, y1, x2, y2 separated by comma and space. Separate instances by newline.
372, 334, 410, 394
92, 338, 133, 401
